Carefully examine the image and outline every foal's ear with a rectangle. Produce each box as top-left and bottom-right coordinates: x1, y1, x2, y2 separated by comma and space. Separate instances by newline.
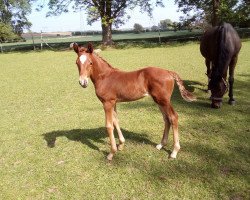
70, 42, 79, 53
87, 43, 93, 53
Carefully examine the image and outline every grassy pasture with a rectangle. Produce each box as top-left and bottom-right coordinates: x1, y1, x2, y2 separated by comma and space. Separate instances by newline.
0, 41, 249, 199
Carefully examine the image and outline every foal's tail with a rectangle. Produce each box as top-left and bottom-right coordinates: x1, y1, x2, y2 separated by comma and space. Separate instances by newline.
171, 72, 197, 102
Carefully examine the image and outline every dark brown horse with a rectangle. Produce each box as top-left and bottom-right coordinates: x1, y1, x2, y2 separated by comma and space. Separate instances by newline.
200, 22, 241, 108
70, 43, 196, 161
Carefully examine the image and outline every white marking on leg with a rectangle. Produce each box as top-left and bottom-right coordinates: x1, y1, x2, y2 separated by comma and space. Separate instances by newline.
156, 144, 163, 150
170, 151, 177, 159
170, 142, 180, 159
107, 153, 114, 161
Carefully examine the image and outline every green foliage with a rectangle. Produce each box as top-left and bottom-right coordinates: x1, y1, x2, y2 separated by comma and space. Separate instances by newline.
151, 25, 159, 31
133, 23, 144, 33
219, 0, 250, 27
42, 0, 164, 44
0, 22, 18, 42
0, 41, 249, 199
159, 19, 173, 30
0, 0, 32, 35
175, 0, 250, 27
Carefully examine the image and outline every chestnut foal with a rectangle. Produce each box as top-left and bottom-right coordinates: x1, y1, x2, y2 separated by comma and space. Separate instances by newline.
71, 43, 196, 161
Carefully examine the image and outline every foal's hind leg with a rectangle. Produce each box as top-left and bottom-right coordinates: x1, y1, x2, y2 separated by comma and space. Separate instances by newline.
160, 103, 180, 158
156, 106, 170, 150
228, 55, 238, 105
113, 105, 125, 151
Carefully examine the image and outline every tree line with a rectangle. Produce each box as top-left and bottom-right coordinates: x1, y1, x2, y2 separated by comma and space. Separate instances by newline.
1, 0, 249, 44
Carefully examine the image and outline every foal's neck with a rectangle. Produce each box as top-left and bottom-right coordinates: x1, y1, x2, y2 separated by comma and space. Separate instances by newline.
90, 54, 115, 84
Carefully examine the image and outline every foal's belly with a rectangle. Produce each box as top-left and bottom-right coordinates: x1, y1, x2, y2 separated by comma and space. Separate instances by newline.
117, 90, 149, 102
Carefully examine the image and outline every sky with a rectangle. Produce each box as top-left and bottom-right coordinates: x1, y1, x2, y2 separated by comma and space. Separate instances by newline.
27, 0, 183, 33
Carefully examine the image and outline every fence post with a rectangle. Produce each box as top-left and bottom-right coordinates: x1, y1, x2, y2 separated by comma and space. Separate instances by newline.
30, 30, 35, 50
0, 42, 3, 53
158, 28, 161, 43
40, 30, 43, 50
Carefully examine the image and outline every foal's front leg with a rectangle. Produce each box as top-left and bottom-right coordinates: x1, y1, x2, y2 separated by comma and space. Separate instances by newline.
103, 101, 117, 161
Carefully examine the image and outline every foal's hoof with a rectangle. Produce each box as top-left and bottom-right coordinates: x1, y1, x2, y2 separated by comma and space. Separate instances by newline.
118, 144, 124, 151
228, 100, 236, 105
156, 144, 163, 150
107, 153, 114, 161
169, 153, 177, 159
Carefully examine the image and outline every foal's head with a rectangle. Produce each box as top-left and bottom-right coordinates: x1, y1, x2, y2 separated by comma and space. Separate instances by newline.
71, 43, 94, 88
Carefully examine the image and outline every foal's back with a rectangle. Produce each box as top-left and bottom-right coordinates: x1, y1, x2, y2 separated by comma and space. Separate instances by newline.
96, 67, 174, 102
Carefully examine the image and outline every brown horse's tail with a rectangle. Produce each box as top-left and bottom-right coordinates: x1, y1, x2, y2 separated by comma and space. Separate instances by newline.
171, 72, 197, 102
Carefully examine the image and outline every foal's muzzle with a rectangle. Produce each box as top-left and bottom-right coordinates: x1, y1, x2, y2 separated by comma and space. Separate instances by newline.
79, 78, 88, 88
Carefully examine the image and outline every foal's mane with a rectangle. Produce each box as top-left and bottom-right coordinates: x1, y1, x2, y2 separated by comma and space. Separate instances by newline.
78, 43, 117, 70
93, 52, 117, 70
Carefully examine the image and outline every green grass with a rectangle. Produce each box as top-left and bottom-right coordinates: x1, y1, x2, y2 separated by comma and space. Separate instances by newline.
0, 41, 249, 199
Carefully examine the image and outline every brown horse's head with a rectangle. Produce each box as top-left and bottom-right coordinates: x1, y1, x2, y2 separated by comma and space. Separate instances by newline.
208, 75, 228, 108
70, 43, 94, 88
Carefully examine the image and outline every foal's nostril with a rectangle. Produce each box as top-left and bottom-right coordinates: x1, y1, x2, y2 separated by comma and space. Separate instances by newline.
79, 79, 88, 88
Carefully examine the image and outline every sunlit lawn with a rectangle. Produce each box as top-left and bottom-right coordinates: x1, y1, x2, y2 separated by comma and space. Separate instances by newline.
0, 41, 249, 199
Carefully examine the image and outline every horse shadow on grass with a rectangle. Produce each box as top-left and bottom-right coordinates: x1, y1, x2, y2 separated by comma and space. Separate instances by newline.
173, 79, 211, 108
43, 127, 157, 155
183, 80, 206, 92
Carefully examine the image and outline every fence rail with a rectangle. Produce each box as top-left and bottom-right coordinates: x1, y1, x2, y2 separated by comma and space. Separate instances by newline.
1, 28, 249, 53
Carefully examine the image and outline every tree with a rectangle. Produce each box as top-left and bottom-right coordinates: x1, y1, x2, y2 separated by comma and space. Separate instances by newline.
133, 23, 143, 33
175, 0, 250, 27
41, 0, 164, 45
0, 22, 18, 42
151, 25, 158, 31
0, 0, 32, 37
159, 19, 173, 30
219, 0, 250, 27
172, 22, 178, 32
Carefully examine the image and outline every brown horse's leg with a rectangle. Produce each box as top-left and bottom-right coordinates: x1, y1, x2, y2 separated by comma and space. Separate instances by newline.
228, 55, 237, 105
103, 101, 117, 161
161, 103, 180, 158
205, 59, 212, 92
156, 106, 170, 150
168, 105, 180, 158
150, 80, 179, 158
113, 106, 125, 151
